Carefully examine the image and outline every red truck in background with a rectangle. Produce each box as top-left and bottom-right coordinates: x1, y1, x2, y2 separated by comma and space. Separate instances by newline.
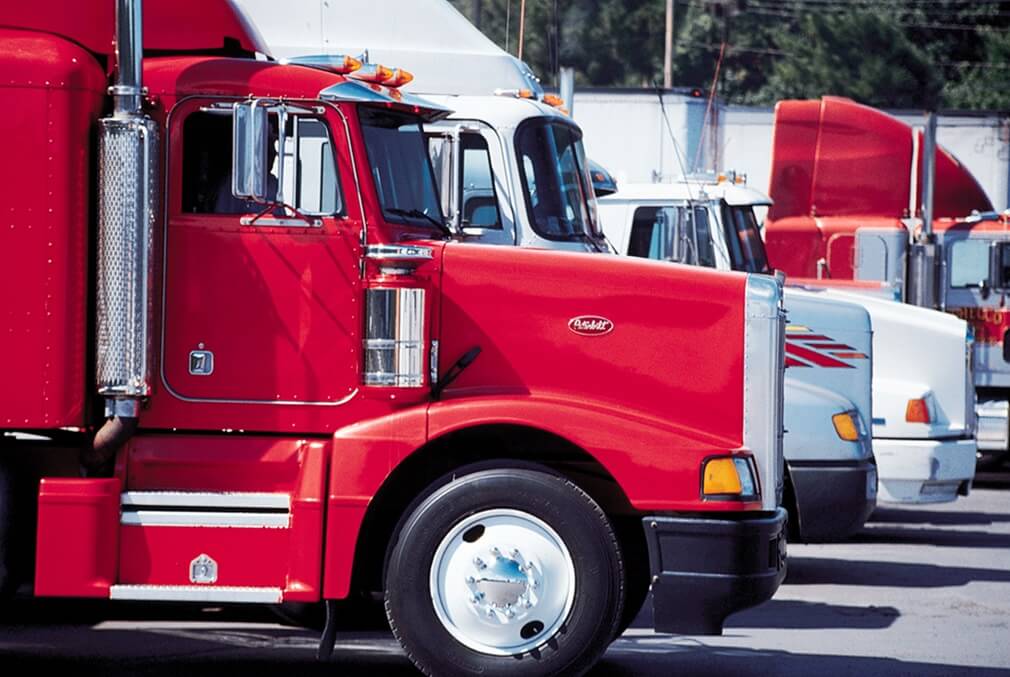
0, 1, 786, 675
764, 96, 1003, 468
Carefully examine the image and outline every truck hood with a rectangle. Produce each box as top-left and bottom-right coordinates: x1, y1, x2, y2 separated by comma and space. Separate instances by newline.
784, 377, 872, 463
782, 288, 873, 435
436, 243, 750, 449
816, 288, 973, 439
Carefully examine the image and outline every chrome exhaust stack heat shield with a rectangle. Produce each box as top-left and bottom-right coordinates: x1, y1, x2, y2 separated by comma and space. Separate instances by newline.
95, 0, 159, 402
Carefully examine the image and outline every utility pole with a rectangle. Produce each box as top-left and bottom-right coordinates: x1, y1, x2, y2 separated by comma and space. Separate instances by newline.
664, 0, 674, 88
518, 0, 527, 60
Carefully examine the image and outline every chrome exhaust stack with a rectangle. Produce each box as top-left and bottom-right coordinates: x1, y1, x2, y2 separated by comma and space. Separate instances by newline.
90, 0, 159, 473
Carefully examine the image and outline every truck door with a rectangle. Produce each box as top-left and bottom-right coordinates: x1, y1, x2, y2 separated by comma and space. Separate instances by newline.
426, 121, 516, 245
161, 99, 361, 406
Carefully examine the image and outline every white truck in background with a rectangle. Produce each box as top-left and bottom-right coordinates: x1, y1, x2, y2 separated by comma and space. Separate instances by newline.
598, 178, 977, 504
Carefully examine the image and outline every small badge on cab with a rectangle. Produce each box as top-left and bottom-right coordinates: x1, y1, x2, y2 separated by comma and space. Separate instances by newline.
568, 316, 614, 337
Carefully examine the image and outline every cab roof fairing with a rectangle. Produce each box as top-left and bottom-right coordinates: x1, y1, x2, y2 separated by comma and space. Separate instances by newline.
600, 181, 772, 208
0, 0, 270, 60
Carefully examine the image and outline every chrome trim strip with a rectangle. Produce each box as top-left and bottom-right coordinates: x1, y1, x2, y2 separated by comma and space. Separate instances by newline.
365, 244, 434, 261
976, 398, 1009, 451
743, 274, 786, 511
109, 585, 282, 603
121, 492, 290, 509
121, 511, 290, 528
239, 216, 323, 228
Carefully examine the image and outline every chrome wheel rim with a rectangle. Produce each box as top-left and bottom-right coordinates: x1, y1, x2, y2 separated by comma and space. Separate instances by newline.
428, 508, 576, 656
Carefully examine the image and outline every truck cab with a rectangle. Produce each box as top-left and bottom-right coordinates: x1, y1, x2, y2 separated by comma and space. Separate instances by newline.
224, 0, 790, 648
764, 96, 1001, 469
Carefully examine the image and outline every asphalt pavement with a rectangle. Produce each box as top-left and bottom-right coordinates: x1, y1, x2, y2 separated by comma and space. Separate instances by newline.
1, 470, 1008, 676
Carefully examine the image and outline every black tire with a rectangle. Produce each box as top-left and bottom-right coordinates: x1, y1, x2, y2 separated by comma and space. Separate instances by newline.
0, 457, 14, 599
611, 516, 651, 639
385, 466, 624, 677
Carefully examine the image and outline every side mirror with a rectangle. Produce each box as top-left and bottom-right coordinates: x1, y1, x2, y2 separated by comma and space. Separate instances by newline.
664, 210, 691, 263
232, 101, 270, 203
432, 135, 455, 225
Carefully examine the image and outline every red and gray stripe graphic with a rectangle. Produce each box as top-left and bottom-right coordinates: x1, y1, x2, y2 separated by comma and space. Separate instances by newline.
786, 326, 868, 368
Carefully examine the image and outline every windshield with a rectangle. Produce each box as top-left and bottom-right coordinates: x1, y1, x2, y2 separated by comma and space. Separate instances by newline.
722, 205, 771, 274
360, 107, 444, 231
515, 120, 599, 241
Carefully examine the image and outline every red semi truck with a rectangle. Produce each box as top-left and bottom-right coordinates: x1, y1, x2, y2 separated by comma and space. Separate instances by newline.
0, 1, 786, 674
764, 97, 1001, 468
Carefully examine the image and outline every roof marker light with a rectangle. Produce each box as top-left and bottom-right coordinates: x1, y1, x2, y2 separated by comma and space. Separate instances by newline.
494, 88, 536, 99
349, 64, 395, 85
383, 68, 414, 88
280, 54, 362, 75
542, 94, 565, 107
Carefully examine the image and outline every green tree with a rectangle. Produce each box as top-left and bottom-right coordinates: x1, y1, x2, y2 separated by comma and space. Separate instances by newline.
942, 29, 1010, 110
451, 0, 1010, 111
754, 9, 942, 109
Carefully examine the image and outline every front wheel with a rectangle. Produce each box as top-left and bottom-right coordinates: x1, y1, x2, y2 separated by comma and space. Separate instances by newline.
385, 467, 624, 677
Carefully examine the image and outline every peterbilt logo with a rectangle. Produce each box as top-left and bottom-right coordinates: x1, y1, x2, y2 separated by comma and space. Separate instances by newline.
568, 316, 614, 336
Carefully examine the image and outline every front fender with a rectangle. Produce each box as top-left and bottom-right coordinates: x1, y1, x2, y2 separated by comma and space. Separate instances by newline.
428, 394, 755, 511
321, 395, 757, 598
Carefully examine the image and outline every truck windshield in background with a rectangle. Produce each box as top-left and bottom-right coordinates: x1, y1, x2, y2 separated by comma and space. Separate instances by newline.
515, 119, 599, 241
722, 205, 771, 274
360, 107, 445, 231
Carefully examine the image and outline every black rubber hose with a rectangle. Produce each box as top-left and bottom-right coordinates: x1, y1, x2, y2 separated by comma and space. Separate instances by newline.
82, 415, 138, 477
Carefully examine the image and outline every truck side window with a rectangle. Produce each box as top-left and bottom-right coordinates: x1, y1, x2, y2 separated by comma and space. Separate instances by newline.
287, 117, 343, 216
181, 110, 343, 216
693, 207, 717, 268
182, 112, 233, 213
460, 133, 502, 229
628, 207, 660, 258
950, 239, 991, 288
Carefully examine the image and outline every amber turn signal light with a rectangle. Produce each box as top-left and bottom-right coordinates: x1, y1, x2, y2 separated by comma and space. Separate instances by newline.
832, 411, 861, 441
905, 398, 931, 423
702, 457, 757, 498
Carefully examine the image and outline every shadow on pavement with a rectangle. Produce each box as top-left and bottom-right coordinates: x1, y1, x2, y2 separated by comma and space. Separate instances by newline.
869, 506, 1010, 527
595, 639, 1010, 677
785, 556, 1010, 587
851, 525, 1010, 549
628, 595, 898, 632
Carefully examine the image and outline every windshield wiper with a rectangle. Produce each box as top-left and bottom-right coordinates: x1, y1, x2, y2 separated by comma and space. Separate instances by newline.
571, 231, 607, 253
386, 208, 453, 238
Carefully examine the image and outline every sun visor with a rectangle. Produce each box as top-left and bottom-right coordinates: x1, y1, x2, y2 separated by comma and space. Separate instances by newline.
319, 80, 453, 122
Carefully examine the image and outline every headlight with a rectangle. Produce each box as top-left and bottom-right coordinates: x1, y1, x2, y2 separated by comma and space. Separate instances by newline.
832, 411, 861, 441
702, 456, 758, 499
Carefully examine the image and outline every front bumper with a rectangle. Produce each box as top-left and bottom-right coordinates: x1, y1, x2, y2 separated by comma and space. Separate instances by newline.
976, 398, 1009, 457
643, 507, 787, 635
788, 459, 877, 542
873, 437, 976, 504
